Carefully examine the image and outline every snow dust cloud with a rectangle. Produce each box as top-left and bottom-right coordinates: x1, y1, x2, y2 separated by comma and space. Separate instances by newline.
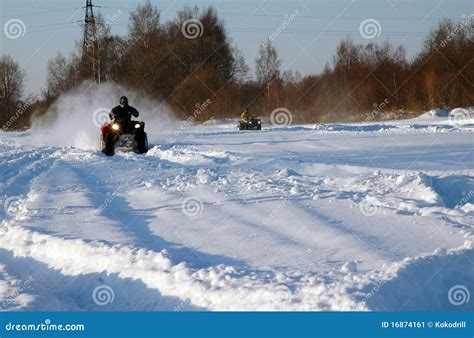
28, 81, 175, 149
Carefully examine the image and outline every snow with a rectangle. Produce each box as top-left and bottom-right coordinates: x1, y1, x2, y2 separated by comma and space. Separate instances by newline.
0, 111, 473, 311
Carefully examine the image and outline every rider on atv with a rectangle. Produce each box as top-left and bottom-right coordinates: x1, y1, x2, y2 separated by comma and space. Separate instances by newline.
240, 107, 251, 121
100, 96, 148, 156
238, 106, 261, 130
110, 96, 139, 132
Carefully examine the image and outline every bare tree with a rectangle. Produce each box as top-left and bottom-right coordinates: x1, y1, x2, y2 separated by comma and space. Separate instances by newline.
128, 2, 161, 50
230, 46, 250, 83
282, 69, 302, 84
256, 39, 281, 86
46, 52, 69, 99
0, 55, 25, 118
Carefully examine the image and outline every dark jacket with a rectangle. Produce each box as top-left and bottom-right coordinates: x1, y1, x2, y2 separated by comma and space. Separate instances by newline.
109, 105, 139, 122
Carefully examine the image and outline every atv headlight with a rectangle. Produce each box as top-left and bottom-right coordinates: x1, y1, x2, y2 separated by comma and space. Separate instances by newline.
112, 123, 120, 131
135, 123, 141, 129
258, 121, 261, 124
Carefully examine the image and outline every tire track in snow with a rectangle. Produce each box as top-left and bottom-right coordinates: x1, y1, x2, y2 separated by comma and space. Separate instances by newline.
58, 160, 248, 270
1, 147, 59, 198
0, 248, 197, 311
0, 207, 365, 311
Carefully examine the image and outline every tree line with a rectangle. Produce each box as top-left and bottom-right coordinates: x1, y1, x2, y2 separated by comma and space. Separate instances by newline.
1, 3, 473, 130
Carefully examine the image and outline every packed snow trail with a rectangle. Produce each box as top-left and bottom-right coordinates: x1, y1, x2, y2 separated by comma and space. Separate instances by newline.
0, 112, 473, 311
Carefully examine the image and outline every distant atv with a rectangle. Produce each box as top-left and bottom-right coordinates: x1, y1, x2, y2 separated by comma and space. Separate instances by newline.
238, 117, 262, 130
100, 119, 148, 156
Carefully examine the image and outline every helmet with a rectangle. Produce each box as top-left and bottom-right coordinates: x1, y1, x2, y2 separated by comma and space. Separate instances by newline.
120, 96, 128, 106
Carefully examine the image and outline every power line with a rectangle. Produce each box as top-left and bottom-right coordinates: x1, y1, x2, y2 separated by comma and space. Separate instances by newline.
0, 6, 447, 39
227, 28, 430, 36
214, 13, 447, 21
0, 22, 431, 38
99, 5, 450, 21
0, 19, 433, 38
105, 22, 432, 36
0, 23, 79, 38
18, 21, 81, 30
0, 7, 81, 20
0, 5, 455, 23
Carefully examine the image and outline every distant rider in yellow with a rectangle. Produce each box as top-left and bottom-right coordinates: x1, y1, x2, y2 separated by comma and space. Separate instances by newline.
241, 107, 251, 121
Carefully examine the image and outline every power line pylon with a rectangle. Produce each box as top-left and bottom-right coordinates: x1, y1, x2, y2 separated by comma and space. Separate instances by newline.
81, 0, 100, 83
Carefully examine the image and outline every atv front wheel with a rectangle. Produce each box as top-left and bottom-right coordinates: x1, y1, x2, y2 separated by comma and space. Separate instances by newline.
102, 134, 115, 156
135, 132, 148, 154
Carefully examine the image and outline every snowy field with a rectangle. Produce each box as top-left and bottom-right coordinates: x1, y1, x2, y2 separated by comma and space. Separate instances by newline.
0, 110, 473, 311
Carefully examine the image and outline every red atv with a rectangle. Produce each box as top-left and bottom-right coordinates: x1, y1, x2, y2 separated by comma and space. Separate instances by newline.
100, 119, 148, 156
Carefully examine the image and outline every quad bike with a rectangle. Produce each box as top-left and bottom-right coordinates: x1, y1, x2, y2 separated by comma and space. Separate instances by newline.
238, 116, 262, 130
100, 119, 148, 156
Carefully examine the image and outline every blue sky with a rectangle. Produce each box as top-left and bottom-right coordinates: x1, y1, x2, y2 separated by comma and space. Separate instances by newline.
0, 0, 472, 95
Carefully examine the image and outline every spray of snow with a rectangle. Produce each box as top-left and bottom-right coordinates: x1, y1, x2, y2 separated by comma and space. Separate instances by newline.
29, 81, 176, 149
